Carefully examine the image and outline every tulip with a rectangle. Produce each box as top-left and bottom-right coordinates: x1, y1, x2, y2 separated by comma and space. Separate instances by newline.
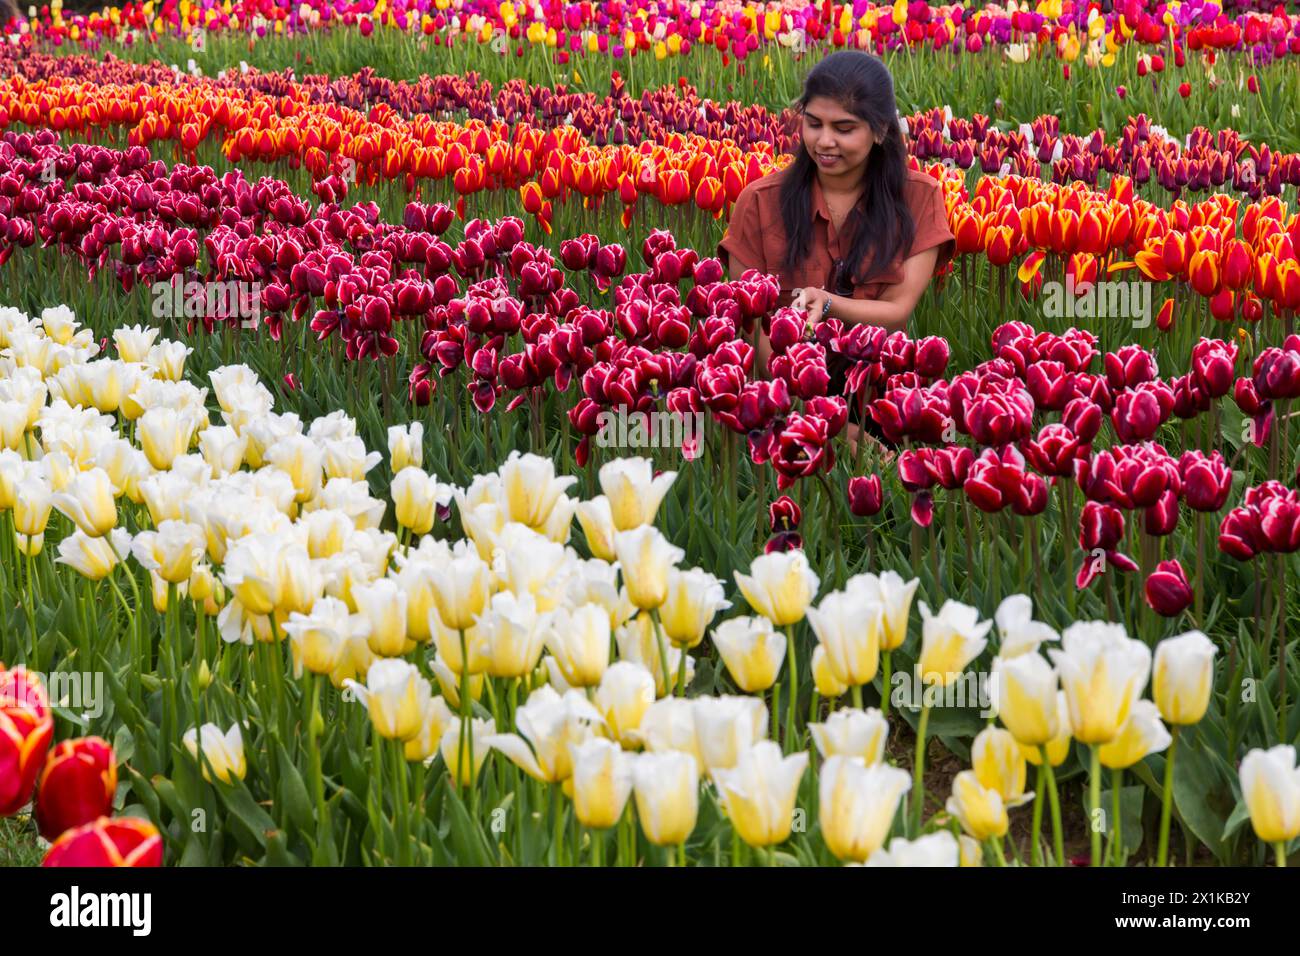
0, 667, 55, 815
734, 549, 819, 627
633, 751, 699, 848
1153, 630, 1217, 726
593, 662, 656, 748
114, 325, 160, 363
992, 594, 1058, 658
711, 616, 787, 693
819, 757, 912, 863
658, 567, 730, 649
600, 457, 676, 530
56, 528, 132, 581
486, 685, 604, 784
265, 433, 324, 504
864, 831, 960, 867
991, 653, 1058, 747
569, 738, 635, 832
811, 645, 849, 699
1239, 746, 1300, 860
809, 708, 888, 764
1049, 622, 1151, 745
917, 600, 990, 687
478, 591, 551, 679
345, 659, 432, 741
637, 697, 703, 770
42, 817, 163, 868
130, 520, 204, 584
946, 770, 1009, 843
392, 466, 452, 536
283, 597, 355, 678
1049, 621, 1150, 865
847, 474, 883, 517
846, 570, 918, 651
1099, 701, 1170, 770
614, 526, 684, 610
388, 422, 424, 472
546, 603, 611, 688
428, 549, 492, 631
182, 723, 246, 784
352, 578, 411, 658
806, 588, 883, 694
575, 496, 618, 561
971, 727, 1033, 808
404, 696, 456, 764
35, 737, 117, 841
499, 450, 578, 531
712, 741, 808, 849
139, 406, 197, 471
691, 695, 767, 773
51, 466, 117, 537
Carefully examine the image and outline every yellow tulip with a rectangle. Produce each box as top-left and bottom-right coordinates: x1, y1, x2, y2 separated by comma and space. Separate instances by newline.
818, 757, 912, 863
945, 770, 1008, 841
1152, 631, 1216, 726
710, 616, 786, 693
734, 550, 819, 627
633, 751, 699, 847
712, 741, 807, 848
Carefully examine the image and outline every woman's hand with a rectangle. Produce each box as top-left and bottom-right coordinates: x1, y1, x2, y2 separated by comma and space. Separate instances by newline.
791, 286, 835, 331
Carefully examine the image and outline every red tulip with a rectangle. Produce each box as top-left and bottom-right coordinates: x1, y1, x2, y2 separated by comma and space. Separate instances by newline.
1144, 560, 1193, 616
35, 737, 117, 841
1144, 489, 1180, 537
769, 495, 801, 532
42, 817, 163, 868
1, 666, 55, 816
1180, 450, 1232, 512
847, 474, 883, 517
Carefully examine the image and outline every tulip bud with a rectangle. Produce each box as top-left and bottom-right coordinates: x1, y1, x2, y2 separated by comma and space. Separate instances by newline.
733, 549, 819, 626
633, 751, 699, 847
1153, 630, 1216, 725
711, 616, 787, 692
818, 757, 912, 862
35, 737, 117, 841
945, 770, 1008, 841
1239, 745, 1300, 845
569, 738, 635, 829
182, 723, 246, 784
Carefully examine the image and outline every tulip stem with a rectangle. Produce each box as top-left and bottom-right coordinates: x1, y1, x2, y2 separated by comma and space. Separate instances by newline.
880, 651, 892, 718
988, 837, 1006, 867
851, 683, 863, 710
24, 551, 37, 673
1276, 842, 1288, 868
1157, 725, 1179, 867
1111, 767, 1124, 868
1030, 764, 1045, 867
649, 609, 673, 698
457, 629, 477, 819
910, 701, 931, 836
675, 646, 688, 697
785, 623, 799, 751
1089, 744, 1102, 868
1040, 746, 1063, 866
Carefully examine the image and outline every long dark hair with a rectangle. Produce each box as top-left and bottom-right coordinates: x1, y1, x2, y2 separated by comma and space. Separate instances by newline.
780, 52, 914, 288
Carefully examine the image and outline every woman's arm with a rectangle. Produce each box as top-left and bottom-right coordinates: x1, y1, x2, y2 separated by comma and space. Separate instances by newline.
798, 246, 941, 334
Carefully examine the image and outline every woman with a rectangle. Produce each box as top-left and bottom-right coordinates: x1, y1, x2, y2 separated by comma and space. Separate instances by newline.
718, 51, 954, 349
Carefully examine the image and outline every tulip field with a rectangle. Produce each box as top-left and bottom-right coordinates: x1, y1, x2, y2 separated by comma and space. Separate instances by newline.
1, 0, 1300, 876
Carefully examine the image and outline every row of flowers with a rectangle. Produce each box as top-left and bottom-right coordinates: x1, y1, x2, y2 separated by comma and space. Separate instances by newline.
15, 0, 1300, 70
4, 129, 1300, 339
1, 306, 1296, 865
6, 53, 1299, 203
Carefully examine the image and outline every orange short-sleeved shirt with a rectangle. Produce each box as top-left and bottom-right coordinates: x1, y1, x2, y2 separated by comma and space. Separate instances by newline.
718, 166, 955, 309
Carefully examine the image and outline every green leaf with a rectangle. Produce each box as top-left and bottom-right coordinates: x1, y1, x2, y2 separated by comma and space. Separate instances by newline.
275, 738, 316, 835
1172, 734, 1234, 864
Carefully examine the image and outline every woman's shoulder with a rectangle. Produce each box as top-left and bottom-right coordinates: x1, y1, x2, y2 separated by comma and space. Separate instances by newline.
902, 167, 944, 205
735, 166, 789, 208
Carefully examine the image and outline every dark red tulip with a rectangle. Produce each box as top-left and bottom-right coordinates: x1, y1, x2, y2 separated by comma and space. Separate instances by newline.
1144, 560, 1193, 616
769, 495, 801, 532
847, 475, 883, 517
1180, 450, 1232, 512
1143, 489, 1180, 537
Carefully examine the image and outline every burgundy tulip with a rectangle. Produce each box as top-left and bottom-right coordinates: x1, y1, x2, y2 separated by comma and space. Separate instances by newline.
1144, 560, 1193, 616
847, 475, 883, 517
769, 495, 801, 532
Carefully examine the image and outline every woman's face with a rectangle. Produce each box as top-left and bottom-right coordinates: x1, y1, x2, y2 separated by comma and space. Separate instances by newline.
800, 96, 876, 180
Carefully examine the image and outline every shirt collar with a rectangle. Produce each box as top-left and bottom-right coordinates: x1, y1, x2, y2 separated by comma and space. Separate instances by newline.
811, 176, 832, 223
